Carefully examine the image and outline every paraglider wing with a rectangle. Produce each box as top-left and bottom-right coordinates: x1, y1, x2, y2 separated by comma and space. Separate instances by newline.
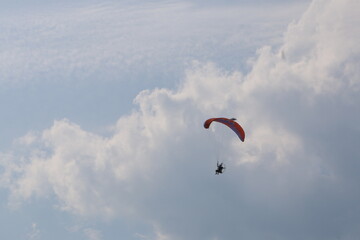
204, 117, 245, 142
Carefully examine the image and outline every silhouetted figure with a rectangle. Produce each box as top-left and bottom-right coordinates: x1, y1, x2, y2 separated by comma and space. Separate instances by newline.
215, 161, 225, 175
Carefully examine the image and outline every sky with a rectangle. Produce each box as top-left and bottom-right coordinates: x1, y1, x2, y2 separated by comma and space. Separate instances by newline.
0, 0, 359, 239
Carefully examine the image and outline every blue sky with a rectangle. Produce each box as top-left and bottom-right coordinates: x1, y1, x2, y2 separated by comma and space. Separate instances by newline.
1, 0, 360, 239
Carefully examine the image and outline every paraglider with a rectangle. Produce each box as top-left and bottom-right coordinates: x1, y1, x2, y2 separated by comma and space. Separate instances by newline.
204, 117, 245, 174
204, 117, 245, 142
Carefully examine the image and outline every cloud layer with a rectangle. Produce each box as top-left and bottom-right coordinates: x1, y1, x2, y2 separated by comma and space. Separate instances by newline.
1, 0, 360, 239
0, 0, 306, 85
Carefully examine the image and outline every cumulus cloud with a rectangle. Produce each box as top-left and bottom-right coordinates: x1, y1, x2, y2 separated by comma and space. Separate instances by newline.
1, 0, 360, 239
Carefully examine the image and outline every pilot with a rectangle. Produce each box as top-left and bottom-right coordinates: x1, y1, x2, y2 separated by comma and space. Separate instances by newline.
215, 162, 225, 175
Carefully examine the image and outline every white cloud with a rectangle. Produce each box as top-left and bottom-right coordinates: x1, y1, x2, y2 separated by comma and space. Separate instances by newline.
0, 1, 306, 85
1, 0, 360, 239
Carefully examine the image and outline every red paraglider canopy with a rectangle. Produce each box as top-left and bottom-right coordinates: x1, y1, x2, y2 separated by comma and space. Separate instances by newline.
204, 117, 245, 142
